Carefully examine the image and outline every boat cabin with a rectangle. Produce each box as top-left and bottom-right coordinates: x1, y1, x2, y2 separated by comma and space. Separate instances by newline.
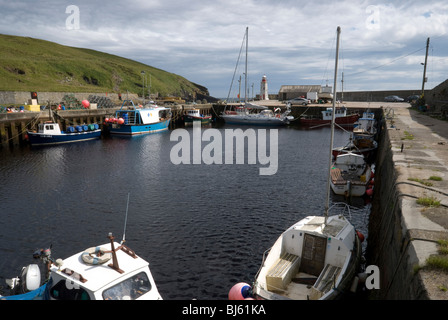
114, 107, 171, 125
46, 235, 162, 300
259, 109, 274, 117
186, 109, 201, 117
37, 123, 62, 135
333, 152, 367, 176
321, 107, 347, 120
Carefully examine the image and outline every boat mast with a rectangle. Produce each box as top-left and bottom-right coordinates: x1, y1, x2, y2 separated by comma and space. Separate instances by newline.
324, 26, 341, 224
245, 26, 248, 105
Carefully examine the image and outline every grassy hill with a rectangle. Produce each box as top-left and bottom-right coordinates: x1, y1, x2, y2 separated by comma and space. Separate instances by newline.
0, 34, 210, 99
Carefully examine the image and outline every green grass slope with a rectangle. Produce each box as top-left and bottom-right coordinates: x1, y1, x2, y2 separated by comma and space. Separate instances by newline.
0, 34, 209, 98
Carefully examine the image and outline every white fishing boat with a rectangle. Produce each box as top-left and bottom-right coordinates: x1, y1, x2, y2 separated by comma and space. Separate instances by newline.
330, 152, 373, 197
184, 108, 212, 124
232, 27, 362, 301
353, 111, 376, 136
1, 196, 162, 300
221, 27, 293, 126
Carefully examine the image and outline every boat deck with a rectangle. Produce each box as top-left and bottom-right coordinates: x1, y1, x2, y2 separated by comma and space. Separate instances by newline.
330, 168, 366, 186
262, 265, 342, 300
283, 272, 317, 300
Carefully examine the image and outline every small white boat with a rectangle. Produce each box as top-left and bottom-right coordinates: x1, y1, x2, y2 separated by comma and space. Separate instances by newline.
1, 195, 162, 300
1, 233, 162, 300
184, 108, 212, 124
253, 213, 362, 300
330, 152, 373, 197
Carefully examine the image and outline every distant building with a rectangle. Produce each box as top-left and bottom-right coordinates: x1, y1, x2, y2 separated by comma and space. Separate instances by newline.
278, 85, 324, 101
260, 75, 269, 100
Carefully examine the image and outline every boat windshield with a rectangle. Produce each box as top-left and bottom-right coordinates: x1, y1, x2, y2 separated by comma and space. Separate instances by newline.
102, 271, 152, 300
49, 279, 91, 300
259, 110, 274, 116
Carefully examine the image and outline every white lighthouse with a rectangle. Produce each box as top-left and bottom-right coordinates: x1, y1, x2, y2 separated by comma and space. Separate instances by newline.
260, 74, 269, 100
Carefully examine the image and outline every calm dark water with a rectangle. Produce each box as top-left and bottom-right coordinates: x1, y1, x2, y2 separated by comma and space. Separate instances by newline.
0, 123, 370, 299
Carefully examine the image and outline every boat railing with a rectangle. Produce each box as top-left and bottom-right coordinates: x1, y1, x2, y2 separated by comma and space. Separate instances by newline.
126, 112, 138, 125
254, 247, 272, 281
328, 202, 353, 220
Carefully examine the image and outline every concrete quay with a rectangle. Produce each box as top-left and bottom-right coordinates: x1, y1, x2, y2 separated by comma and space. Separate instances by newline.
366, 102, 448, 300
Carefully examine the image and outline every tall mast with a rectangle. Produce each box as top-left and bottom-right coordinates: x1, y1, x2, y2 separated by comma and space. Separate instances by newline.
324, 26, 341, 223
245, 26, 248, 104
421, 37, 430, 97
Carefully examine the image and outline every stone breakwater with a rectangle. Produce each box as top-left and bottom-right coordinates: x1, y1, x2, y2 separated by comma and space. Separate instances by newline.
367, 104, 448, 300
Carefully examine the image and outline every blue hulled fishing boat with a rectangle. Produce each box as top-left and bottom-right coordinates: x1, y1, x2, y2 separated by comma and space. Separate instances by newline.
104, 100, 171, 135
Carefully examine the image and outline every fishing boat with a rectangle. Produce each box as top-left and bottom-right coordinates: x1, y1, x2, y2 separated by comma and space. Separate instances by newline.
332, 136, 378, 160
221, 27, 293, 126
184, 108, 212, 124
103, 100, 171, 135
332, 111, 378, 161
353, 111, 376, 136
299, 106, 359, 128
27, 109, 101, 146
330, 152, 373, 197
231, 27, 362, 301
1, 196, 162, 300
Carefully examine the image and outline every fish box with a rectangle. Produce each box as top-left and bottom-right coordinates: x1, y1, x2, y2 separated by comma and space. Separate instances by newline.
25, 105, 41, 111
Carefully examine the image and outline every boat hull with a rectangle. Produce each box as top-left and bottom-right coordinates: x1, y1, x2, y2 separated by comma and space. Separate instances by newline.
27, 130, 101, 146
107, 119, 170, 135
330, 179, 369, 197
221, 114, 289, 126
184, 115, 212, 124
299, 114, 359, 127
332, 142, 377, 160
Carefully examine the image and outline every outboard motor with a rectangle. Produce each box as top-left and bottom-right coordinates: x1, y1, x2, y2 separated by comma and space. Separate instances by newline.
6, 264, 41, 295
5, 245, 53, 295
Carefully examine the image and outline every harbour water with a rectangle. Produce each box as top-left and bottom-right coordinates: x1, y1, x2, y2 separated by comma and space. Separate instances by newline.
0, 123, 370, 299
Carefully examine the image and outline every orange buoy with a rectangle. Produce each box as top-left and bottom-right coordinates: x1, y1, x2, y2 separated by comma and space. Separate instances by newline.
228, 282, 252, 300
356, 230, 365, 242
82, 100, 90, 108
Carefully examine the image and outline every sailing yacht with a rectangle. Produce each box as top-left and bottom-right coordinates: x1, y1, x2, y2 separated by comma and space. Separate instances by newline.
248, 27, 362, 300
221, 27, 294, 126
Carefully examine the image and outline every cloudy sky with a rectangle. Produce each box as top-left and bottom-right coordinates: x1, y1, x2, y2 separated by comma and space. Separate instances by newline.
1, 0, 448, 98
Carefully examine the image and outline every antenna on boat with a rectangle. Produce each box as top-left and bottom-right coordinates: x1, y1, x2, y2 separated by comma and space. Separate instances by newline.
122, 193, 130, 244
324, 26, 341, 224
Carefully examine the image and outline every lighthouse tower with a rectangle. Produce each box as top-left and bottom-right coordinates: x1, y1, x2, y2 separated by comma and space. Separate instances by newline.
260, 74, 269, 100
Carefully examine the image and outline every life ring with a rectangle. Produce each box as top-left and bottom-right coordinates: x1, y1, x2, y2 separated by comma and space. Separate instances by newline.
81, 247, 112, 265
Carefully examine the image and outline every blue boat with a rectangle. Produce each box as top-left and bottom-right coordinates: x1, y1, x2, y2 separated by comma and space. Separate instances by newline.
104, 100, 171, 135
27, 122, 101, 146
